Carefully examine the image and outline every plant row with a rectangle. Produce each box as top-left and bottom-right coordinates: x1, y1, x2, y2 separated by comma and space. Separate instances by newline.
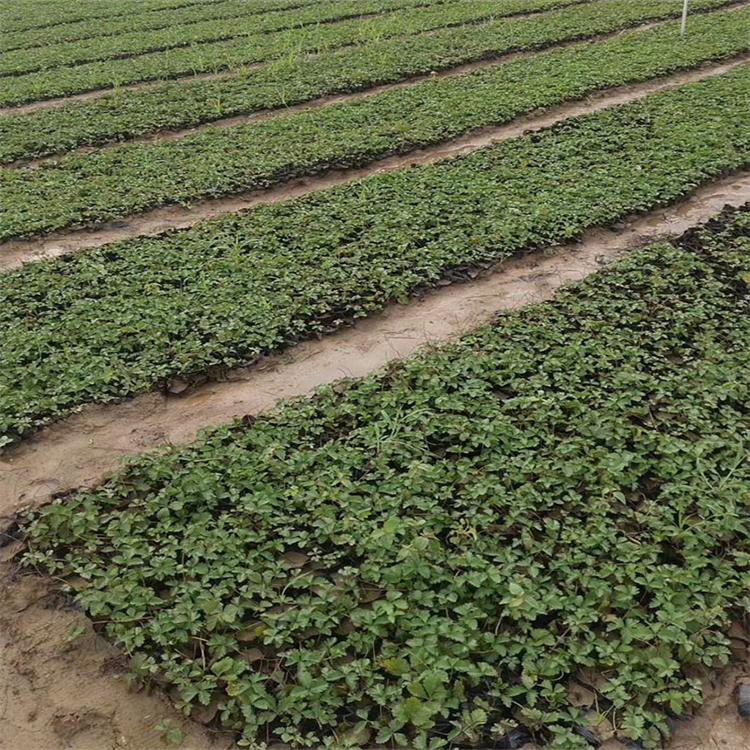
0, 0, 453, 78
1, 0, 741, 164
1, 69, 749, 444
0, 0, 596, 106
1, 0, 235, 34
21, 204, 750, 748
3, 13, 748, 242
1, 0, 334, 51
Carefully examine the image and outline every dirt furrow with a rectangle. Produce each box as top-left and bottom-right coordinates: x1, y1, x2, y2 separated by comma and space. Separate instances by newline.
2, 56, 747, 270
1, 171, 748, 517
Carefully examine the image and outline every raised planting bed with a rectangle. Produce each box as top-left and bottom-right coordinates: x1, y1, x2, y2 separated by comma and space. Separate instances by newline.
0, 0, 458, 77
0, 0, 595, 105
0, 0, 738, 158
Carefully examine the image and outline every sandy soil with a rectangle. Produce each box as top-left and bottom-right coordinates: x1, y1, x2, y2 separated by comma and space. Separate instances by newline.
669, 662, 750, 750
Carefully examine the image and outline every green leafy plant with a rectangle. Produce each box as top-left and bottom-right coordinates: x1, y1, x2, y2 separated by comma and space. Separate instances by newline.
64, 623, 87, 645
156, 719, 184, 746
0, 0, 594, 105
2, 0, 236, 35
1, 0, 325, 49
0, 0, 456, 76
21, 205, 750, 748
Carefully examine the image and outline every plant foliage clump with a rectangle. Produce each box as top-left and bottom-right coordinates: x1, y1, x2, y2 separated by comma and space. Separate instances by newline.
2, 0, 733, 161
0, 0, 452, 76
23, 206, 750, 749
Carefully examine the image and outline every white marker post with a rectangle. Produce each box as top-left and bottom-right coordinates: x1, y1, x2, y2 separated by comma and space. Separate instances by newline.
680, 0, 690, 37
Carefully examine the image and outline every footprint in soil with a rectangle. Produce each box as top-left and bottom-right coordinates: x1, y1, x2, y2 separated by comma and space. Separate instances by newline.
51, 709, 116, 747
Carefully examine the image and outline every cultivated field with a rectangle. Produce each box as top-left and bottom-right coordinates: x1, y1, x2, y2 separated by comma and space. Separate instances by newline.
0, 1, 749, 749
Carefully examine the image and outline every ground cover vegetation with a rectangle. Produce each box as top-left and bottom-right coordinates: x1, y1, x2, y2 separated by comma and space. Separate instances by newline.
1, 69, 749, 445
0, 0, 366, 52
20, 204, 750, 748
0, 0, 456, 78
3, 11, 748, 241
0, 0, 594, 106
2, 0, 239, 33
0, 0, 741, 164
